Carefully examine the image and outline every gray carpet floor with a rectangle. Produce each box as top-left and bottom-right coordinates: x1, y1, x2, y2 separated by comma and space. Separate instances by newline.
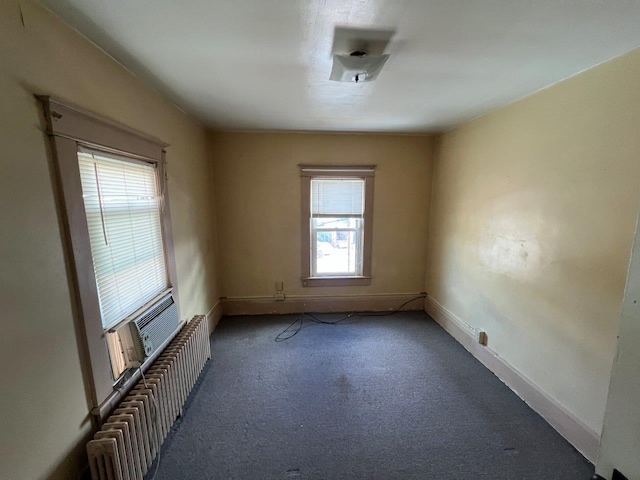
148, 311, 594, 479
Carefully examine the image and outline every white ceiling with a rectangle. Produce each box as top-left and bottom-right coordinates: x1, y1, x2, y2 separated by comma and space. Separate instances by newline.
40, 0, 640, 133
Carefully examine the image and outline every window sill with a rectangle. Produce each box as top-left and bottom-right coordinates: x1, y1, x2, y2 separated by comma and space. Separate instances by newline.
301, 276, 372, 287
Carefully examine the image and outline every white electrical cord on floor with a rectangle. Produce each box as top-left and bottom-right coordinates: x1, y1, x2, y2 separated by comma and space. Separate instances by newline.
140, 367, 162, 480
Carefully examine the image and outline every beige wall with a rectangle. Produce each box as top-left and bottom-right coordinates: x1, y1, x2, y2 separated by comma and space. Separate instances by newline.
0, 2, 219, 479
211, 132, 434, 299
426, 47, 640, 435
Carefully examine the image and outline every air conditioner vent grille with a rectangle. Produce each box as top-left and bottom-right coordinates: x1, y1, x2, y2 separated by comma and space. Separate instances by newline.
133, 295, 179, 357
136, 296, 174, 330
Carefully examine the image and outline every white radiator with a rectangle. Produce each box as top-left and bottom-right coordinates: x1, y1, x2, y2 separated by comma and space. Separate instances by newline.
87, 315, 210, 480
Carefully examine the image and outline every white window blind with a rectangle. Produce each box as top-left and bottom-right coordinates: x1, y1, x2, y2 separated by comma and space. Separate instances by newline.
311, 178, 365, 217
78, 147, 167, 330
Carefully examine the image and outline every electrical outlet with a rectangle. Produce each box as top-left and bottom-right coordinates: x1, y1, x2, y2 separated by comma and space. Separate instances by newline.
471, 327, 487, 345
274, 292, 285, 301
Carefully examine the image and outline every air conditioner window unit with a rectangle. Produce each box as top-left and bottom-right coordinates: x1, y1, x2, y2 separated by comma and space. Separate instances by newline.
113, 293, 180, 373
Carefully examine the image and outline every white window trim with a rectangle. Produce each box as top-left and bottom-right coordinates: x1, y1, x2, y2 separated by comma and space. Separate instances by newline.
300, 165, 375, 287
38, 96, 179, 411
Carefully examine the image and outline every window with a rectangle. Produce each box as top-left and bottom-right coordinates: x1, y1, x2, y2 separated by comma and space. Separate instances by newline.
39, 96, 178, 414
300, 165, 375, 287
78, 148, 170, 380
311, 178, 364, 276
78, 147, 168, 331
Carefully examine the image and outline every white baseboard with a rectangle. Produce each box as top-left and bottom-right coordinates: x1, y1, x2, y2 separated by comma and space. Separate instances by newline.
424, 296, 600, 462
221, 293, 425, 316
205, 300, 223, 334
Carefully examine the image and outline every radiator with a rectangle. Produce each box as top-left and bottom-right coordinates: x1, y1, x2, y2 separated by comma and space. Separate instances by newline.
86, 315, 210, 480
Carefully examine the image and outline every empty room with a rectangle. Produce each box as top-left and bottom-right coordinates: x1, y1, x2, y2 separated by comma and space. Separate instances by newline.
2, 1, 640, 479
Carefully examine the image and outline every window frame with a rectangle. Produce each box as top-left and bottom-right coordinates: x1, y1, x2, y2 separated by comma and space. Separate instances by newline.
300, 165, 375, 287
38, 96, 179, 412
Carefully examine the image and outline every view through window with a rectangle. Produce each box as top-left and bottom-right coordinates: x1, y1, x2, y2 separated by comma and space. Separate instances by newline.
313, 217, 362, 275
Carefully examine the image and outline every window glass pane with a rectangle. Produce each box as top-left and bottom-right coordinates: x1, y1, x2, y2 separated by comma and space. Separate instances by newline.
313, 218, 363, 275
78, 147, 167, 329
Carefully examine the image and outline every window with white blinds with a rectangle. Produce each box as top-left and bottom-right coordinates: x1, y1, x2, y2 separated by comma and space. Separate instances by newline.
300, 166, 374, 286
78, 147, 168, 330
311, 178, 365, 217
308, 177, 366, 277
